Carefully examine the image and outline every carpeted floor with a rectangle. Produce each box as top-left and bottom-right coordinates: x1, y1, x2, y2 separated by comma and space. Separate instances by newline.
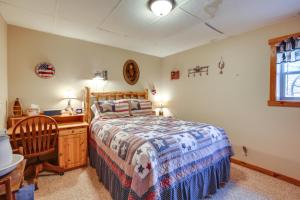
34, 163, 300, 200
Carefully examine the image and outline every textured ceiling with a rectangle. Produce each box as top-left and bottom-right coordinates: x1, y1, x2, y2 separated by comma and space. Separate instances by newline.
0, 0, 299, 57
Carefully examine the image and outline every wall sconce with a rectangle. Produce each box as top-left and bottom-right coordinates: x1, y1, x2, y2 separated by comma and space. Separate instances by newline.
93, 70, 108, 81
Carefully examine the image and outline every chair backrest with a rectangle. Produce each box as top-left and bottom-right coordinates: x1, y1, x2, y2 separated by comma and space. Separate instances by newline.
11, 115, 59, 158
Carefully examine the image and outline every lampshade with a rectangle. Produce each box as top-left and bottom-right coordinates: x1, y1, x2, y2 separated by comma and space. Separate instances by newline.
150, 0, 174, 17
64, 90, 76, 99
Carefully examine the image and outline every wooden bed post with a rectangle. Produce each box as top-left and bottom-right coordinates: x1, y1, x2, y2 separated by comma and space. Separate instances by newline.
145, 89, 148, 100
84, 87, 91, 124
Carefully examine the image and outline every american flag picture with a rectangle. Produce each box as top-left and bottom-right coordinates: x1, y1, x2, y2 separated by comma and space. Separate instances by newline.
35, 62, 55, 79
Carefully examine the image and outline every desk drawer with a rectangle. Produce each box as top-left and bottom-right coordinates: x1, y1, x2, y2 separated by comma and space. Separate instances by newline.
59, 127, 86, 136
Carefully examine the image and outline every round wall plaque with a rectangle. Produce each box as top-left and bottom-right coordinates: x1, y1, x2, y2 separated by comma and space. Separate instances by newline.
35, 62, 55, 79
123, 59, 140, 85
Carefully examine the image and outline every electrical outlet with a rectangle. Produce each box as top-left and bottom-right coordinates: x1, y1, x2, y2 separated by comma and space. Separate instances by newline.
242, 146, 248, 157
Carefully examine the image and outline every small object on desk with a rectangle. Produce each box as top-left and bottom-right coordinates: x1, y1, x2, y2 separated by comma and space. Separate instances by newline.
75, 108, 83, 114
12, 98, 22, 117
26, 104, 40, 116
44, 109, 62, 116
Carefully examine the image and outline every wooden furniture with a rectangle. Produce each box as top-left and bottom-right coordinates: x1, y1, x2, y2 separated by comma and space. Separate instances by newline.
12, 98, 22, 117
268, 32, 300, 107
57, 115, 88, 170
8, 117, 25, 129
10, 116, 64, 189
8, 114, 89, 171
0, 160, 26, 200
84, 87, 149, 123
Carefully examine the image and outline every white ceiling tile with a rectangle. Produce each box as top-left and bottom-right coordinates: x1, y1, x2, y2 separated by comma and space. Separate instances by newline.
150, 8, 199, 39
0, 0, 57, 15
0, 2, 54, 32
100, 0, 159, 39
181, 0, 300, 36
1, 0, 299, 57
57, 0, 120, 27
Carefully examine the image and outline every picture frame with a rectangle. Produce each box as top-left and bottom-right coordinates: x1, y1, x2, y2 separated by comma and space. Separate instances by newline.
171, 70, 180, 80
123, 59, 140, 85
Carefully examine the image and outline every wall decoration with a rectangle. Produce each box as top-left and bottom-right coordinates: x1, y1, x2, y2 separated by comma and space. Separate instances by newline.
149, 83, 157, 95
35, 62, 55, 79
218, 57, 225, 74
188, 66, 209, 77
171, 70, 180, 80
123, 59, 140, 85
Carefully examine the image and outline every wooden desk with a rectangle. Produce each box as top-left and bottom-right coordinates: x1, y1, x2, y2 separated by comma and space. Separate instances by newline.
7, 115, 89, 171
0, 160, 26, 200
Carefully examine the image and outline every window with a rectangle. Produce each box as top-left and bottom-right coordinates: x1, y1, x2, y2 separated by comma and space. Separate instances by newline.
268, 32, 300, 107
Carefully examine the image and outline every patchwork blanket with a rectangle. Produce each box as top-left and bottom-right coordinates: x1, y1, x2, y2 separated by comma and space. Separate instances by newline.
90, 116, 233, 199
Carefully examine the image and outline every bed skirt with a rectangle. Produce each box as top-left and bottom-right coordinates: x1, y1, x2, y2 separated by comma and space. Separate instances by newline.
89, 143, 231, 200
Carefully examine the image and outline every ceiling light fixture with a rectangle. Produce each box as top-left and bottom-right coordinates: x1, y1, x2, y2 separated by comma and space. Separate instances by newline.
150, 0, 174, 17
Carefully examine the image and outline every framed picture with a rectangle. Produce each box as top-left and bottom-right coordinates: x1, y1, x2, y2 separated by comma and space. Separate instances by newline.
171, 70, 180, 80
123, 59, 140, 85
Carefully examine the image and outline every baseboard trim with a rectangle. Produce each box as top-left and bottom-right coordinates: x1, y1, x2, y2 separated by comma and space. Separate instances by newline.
230, 158, 300, 187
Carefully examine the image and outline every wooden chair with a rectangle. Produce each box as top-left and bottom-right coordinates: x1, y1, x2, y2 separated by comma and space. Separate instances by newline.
10, 115, 64, 189
0, 177, 13, 200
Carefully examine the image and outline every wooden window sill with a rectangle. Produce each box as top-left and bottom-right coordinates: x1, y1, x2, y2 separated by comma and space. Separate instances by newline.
268, 100, 300, 107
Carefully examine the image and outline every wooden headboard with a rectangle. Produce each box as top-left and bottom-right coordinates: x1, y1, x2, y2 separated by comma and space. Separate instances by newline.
83, 87, 148, 123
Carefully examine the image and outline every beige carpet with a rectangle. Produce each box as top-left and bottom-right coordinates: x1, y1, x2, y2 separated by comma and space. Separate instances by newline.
35, 164, 300, 200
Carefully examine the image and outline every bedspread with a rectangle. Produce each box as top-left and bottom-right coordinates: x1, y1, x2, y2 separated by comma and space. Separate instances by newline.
90, 116, 233, 199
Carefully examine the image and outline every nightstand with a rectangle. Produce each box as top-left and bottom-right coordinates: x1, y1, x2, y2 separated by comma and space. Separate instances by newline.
53, 115, 89, 171
7, 114, 89, 171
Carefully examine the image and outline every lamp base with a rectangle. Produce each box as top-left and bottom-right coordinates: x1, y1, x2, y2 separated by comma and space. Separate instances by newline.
159, 110, 164, 116
64, 104, 75, 116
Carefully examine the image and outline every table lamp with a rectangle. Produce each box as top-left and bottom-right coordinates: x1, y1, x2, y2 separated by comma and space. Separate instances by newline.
159, 103, 164, 116
64, 90, 77, 115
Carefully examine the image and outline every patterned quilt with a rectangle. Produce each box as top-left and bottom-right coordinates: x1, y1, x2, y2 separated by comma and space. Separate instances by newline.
90, 115, 233, 199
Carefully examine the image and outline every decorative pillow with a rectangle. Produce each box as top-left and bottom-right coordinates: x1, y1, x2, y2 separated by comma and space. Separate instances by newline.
91, 104, 99, 118
94, 100, 130, 119
129, 99, 153, 116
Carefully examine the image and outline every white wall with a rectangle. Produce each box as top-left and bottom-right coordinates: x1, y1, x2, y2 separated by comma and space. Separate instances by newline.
0, 15, 7, 129
7, 26, 161, 112
161, 17, 300, 179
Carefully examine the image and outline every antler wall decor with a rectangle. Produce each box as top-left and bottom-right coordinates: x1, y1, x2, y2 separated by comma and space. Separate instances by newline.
188, 66, 209, 77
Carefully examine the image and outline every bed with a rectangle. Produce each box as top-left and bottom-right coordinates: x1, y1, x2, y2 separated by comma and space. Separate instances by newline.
84, 87, 233, 200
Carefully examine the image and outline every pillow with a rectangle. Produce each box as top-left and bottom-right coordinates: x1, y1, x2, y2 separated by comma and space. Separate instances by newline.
91, 104, 99, 118
94, 100, 130, 119
129, 99, 153, 116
